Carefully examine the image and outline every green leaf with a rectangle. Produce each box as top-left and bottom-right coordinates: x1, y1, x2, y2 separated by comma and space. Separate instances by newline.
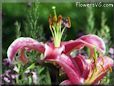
37, 65, 51, 85
26, 63, 35, 70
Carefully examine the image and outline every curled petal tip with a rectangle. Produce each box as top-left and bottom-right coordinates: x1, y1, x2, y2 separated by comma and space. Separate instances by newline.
62, 34, 105, 55
7, 37, 45, 63
80, 34, 106, 54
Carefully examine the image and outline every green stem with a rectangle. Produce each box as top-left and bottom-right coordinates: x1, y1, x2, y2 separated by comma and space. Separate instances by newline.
16, 63, 21, 84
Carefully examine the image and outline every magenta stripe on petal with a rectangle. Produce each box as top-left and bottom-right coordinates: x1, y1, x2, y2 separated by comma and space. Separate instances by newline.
79, 34, 105, 54
7, 37, 45, 62
73, 54, 90, 79
62, 34, 105, 54
56, 54, 84, 84
62, 40, 84, 54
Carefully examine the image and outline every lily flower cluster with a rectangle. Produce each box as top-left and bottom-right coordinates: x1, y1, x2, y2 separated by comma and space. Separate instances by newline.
7, 7, 113, 85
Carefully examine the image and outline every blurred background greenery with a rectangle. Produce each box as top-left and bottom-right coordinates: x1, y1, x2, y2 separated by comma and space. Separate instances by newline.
2, 3, 114, 56
2, 2, 114, 85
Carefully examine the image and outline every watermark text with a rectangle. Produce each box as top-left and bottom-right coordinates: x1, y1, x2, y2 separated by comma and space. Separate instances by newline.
75, 2, 113, 7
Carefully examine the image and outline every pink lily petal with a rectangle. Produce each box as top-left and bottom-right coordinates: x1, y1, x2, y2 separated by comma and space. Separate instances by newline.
7, 37, 45, 62
62, 34, 105, 54
79, 34, 105, 53
44, 53, 84, 84
60, 80, 72, 85
44, 50, 90, 84
44, 44, 65, 60
72, 54, 90, 79
62, 40, 84, 54
79, 34, 105, 57
56, 54, 84, 84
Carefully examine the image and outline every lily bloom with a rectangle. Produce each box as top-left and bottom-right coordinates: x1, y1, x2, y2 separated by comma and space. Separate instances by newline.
7, 34, 113, 84
7, 6, 113, 85
59, 54, 113, 85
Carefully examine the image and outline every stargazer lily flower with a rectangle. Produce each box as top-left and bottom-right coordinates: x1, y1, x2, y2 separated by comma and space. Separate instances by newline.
59, 55, 113, 85
7, 6, 113, 85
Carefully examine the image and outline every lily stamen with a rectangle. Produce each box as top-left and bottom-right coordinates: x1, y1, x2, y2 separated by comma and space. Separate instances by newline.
48, 6, 71, 47
108, 64, 112, 72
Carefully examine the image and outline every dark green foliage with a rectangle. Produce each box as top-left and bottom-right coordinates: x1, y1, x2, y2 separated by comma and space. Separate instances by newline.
37, 65, 51, 85
24, 2, 39, 38
98, 12, 111, 45
24, 2, 45, 41
86, 7, 96, 34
